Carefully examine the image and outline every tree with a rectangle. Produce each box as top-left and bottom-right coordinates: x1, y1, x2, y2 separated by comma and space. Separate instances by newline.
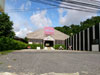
24, 37, 28, 43
55, 25, 80, 36
55, 16, 100, 36
0, 13, 15, 38
70, 24, 81, 35
80, 16, 100, 30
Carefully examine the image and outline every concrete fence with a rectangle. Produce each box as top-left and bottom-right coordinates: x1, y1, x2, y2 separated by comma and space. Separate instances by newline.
66, 23, 100, 52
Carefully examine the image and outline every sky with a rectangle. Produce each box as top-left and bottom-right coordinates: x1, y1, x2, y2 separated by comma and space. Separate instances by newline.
5, 0, 100, 38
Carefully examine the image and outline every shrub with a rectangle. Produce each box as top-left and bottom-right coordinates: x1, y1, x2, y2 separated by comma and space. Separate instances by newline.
53, 44, 66, 50
0, 37, 28, 51
28, 44, 43, 49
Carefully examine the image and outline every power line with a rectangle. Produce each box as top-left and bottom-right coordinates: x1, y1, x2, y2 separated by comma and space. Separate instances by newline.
43, 0, 100, 10
30, 0, 98, 13
30, 0, 100, 9
63, 0, 100, 9
6, 0, 100, 13
5, 7, 57, 13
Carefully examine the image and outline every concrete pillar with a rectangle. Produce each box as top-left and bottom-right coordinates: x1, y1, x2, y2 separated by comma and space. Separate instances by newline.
73, 36, 74, 50
71, 36, 73, 50
93, 25, 96, 40
87, 28, 90, 51
99, 23, 100, 51
83, 30, 85, 50
70, 37, 72, 45
70, 37, 72, 46
79, 32, 81, 50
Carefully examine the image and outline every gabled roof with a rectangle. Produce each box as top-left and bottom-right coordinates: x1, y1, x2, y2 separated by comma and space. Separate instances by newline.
27, 29, 69, 40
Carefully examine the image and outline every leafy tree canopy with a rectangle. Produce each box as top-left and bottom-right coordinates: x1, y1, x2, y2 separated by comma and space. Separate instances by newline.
55, 16, 100, 36
0, 13, 15, 38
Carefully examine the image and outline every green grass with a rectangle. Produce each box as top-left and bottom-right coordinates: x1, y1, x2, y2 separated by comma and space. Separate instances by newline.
0, 62, 3, 64
0, 50, 14, 55
13, 59, 16, 61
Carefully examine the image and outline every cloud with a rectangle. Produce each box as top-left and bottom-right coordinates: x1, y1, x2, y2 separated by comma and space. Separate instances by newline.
58, 0, 99, 26
12, 19, 33, 38
6, 8, 32, 38
14, 20, 33, 38
58, 8, 97, 26
12, 17, 33, 38
16, 28, 32, 38
30, 10, 52, 28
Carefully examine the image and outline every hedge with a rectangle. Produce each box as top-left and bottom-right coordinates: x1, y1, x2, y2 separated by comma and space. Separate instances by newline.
53, 44, 66, 50
0, 37, 28, 51
28, 44, 43, 49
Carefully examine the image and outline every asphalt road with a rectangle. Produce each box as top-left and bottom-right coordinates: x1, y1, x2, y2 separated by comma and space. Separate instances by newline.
0, 49, 100, 75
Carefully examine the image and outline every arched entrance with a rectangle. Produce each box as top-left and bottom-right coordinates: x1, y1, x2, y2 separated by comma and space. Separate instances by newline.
44, 36, 55, 47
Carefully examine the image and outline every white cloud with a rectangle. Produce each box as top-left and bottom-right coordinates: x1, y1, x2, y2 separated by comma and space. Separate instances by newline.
12, 16, 32, 38
58, 8, 97, 26
16, 28, 32, 38
12, 20, 33, 38
30, 10, 52, 28
6, 7, 32, 38
58, 0, 98, 26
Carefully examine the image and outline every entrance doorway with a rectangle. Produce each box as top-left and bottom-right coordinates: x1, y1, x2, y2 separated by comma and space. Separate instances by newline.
44, 41, 54, 47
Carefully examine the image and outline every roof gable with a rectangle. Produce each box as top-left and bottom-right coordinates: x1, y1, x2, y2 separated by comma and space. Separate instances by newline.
27, 29, 69, 40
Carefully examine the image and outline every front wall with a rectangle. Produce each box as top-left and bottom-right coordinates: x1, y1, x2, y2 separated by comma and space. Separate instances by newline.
55, 40, 65, 45
28, 39, 43, 44
29, 39, 66, 45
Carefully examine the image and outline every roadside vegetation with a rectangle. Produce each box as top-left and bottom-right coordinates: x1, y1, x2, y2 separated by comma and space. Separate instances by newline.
0, 37, 28, 51
28, 44, 43, 49
0, 13, 28, 54
54, 44, 66, 50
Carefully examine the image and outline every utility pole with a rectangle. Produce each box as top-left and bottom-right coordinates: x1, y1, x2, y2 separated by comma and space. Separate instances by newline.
0, 0, 5, 12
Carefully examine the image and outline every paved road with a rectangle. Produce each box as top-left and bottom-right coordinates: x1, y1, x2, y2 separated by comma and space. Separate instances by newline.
0, 49, 100, 75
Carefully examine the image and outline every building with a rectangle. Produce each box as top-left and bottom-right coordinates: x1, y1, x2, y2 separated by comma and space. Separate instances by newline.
14, 36, 28, 43
27, 28, 69, 48
66, 23, 100, 52
0, 0, 5, 12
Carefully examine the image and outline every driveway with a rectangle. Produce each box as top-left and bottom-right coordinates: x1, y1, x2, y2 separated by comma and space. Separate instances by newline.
0, 49, 100, 75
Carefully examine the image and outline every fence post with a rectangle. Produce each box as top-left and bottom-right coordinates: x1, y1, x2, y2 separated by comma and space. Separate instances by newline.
87, 28, 90, 51
99, 23, 100, 52
73, 36, 74, 50
79, 32, 81, 50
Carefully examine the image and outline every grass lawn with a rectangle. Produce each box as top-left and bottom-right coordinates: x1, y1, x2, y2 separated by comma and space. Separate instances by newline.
0, 50, 14, 55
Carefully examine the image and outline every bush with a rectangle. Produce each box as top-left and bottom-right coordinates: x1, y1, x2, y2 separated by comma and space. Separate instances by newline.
28, 44, 43, 49
53, 44, 66, 50
0, 37, 28, 51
